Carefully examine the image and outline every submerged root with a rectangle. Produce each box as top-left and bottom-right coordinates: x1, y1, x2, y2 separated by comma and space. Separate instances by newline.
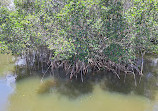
37, 79, 58, 94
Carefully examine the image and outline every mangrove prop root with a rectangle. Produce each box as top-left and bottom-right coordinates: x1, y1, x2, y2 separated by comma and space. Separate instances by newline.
23, 48, 143, 82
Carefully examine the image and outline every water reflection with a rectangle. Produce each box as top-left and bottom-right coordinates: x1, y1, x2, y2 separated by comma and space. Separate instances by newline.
57, 80, 93, 99
0, 54, 16, 111
0, 75, 16, 111
8, 77, 153, 111
0, 54, 158, 111
14, 57, 158, 100
0, 54, 15, 77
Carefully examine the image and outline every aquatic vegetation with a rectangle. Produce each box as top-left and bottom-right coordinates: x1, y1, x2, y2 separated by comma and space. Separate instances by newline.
37, 79, 58, 94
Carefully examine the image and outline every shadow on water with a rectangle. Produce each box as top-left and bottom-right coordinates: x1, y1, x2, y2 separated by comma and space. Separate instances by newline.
36, 77, 93, 99
56, 80, 93, 99
14, 56, 158, 100
99, 73, 157, 99
98, 58, 158, 100
15, 65, 93, 99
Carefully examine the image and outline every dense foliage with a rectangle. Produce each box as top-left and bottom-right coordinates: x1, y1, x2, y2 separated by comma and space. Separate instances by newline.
0, 0, 158, 80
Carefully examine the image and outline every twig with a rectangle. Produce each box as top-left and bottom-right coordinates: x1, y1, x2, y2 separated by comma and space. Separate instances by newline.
41, 64, 52, 82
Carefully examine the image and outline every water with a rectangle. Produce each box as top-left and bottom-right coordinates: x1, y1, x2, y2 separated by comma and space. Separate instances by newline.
0, 54, 158, 111
8, 77, 152, 111
0, 54, 15, 77
0, 54, 15, 111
